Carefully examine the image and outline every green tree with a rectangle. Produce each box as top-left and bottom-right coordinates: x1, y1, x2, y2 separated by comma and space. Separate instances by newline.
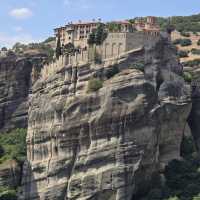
63, 42, 75, 55
88, 31, 96, 45
56, 36, 62, 59
88, 24, 108, 46
95, 24, 108, 45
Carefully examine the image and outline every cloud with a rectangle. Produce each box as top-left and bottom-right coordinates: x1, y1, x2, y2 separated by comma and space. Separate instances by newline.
9, 8, 33, 20
0, 32, 39, 48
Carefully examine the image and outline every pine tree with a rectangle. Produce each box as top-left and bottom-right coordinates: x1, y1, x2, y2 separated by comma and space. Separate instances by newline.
56, 36, 62, 59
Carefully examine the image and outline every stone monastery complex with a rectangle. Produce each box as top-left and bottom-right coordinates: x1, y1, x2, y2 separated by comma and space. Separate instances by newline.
41, 17, 162, 79
54, 16, 160, 49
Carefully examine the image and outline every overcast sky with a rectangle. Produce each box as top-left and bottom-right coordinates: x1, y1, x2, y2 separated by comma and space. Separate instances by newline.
0, 0, 200, 47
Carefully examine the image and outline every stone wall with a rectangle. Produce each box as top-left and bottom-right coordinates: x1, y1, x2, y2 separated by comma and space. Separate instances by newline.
100, 32, 160, 59
41, 32, 161, 80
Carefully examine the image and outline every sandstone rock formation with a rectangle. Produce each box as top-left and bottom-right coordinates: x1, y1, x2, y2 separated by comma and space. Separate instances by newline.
20, 37, 191, 200
0, 160, 21, 189
0, 54, 45, 133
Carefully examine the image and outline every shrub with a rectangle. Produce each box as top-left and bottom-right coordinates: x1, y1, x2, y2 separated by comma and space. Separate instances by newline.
56, 36, 62, 59
43, 37, 55, 43
167, 197, 180, 200
173, 39, 182, 45
193, 195, 200, 200
105, 66, 119, 79
147, 188, 163, 200
180, 39, 192, 46
63, 42, 75, 55
191, 48, 200, 55
178, 50, 188, 58
94, 51, 102, 64
129, 61, 145, 72
87, 78, 103, 92
0, 187, 17, 200
173, 39, 192, 46
197, 40, 200, 46
180, 136, 196, 158
181, 32, 191, 37
0, 129, 27, 164
183, 59, 200, 67
0, 145, 4, 158
183, 72, 193, 83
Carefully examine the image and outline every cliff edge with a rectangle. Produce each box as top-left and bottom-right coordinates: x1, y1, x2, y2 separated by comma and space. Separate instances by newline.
20, 37, 191, 200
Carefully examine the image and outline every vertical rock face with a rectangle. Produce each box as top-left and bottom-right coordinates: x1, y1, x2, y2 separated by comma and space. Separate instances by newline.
0, 160, 21, 189
0, 54, 44, 133
0, 55, 31, 133
20, 37, 191, 200
188, 83, 200, 151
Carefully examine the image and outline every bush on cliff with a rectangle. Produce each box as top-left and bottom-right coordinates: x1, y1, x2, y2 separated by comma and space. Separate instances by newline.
180, 32, 191, 37
173, 39, 192, 46
178, 50, 188, 58
140, 136, 200, 200
183, 59, 200, 67
87, 78, 103, 92
183, 72, 193, 83
0, 187, 17, 200
0, 129, 27, 164
129, 61, 145, 72
191, 49, 200, 55
105, 65, 119, 79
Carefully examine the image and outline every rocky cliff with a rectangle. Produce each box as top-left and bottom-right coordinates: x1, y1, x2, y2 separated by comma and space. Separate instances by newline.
0, 53, 45, 199
19, 37, 191, 200
0, 54, 45, 133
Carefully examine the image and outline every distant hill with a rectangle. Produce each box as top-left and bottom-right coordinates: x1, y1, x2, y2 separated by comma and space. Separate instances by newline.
156, 14, 200, 33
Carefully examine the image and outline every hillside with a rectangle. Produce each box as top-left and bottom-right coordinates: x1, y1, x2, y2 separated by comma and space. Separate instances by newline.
171, 31, 200, 62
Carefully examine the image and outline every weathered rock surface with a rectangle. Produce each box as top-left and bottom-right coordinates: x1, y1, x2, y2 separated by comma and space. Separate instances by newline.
20, 37, 191, 200
0, 160, 21, 189
0, 54, 45, 133
188, 79, 200, 151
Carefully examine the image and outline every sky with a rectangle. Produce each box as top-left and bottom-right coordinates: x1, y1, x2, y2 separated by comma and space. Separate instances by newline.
0, 0, 200, 47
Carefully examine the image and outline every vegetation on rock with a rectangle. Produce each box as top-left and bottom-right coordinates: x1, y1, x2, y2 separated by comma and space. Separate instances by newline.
180, 32, 191, 37
62, 42, 76, 55
191, 49, 200, 55
87, 78, 103, 92
178, 50, 188, 58
197, 40, 200, 46
183, 59, 200, 67
173, 39, 192, 47
156, 14, 200, 33
139, 136, 200, 200
88, 24, 107, 45
0, 187, 17, 200
0, 129, 27, 164
129, 60, 145, 72
183, 72, 193, 83
105, 65, 120, 79
107, 23, 122, 32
